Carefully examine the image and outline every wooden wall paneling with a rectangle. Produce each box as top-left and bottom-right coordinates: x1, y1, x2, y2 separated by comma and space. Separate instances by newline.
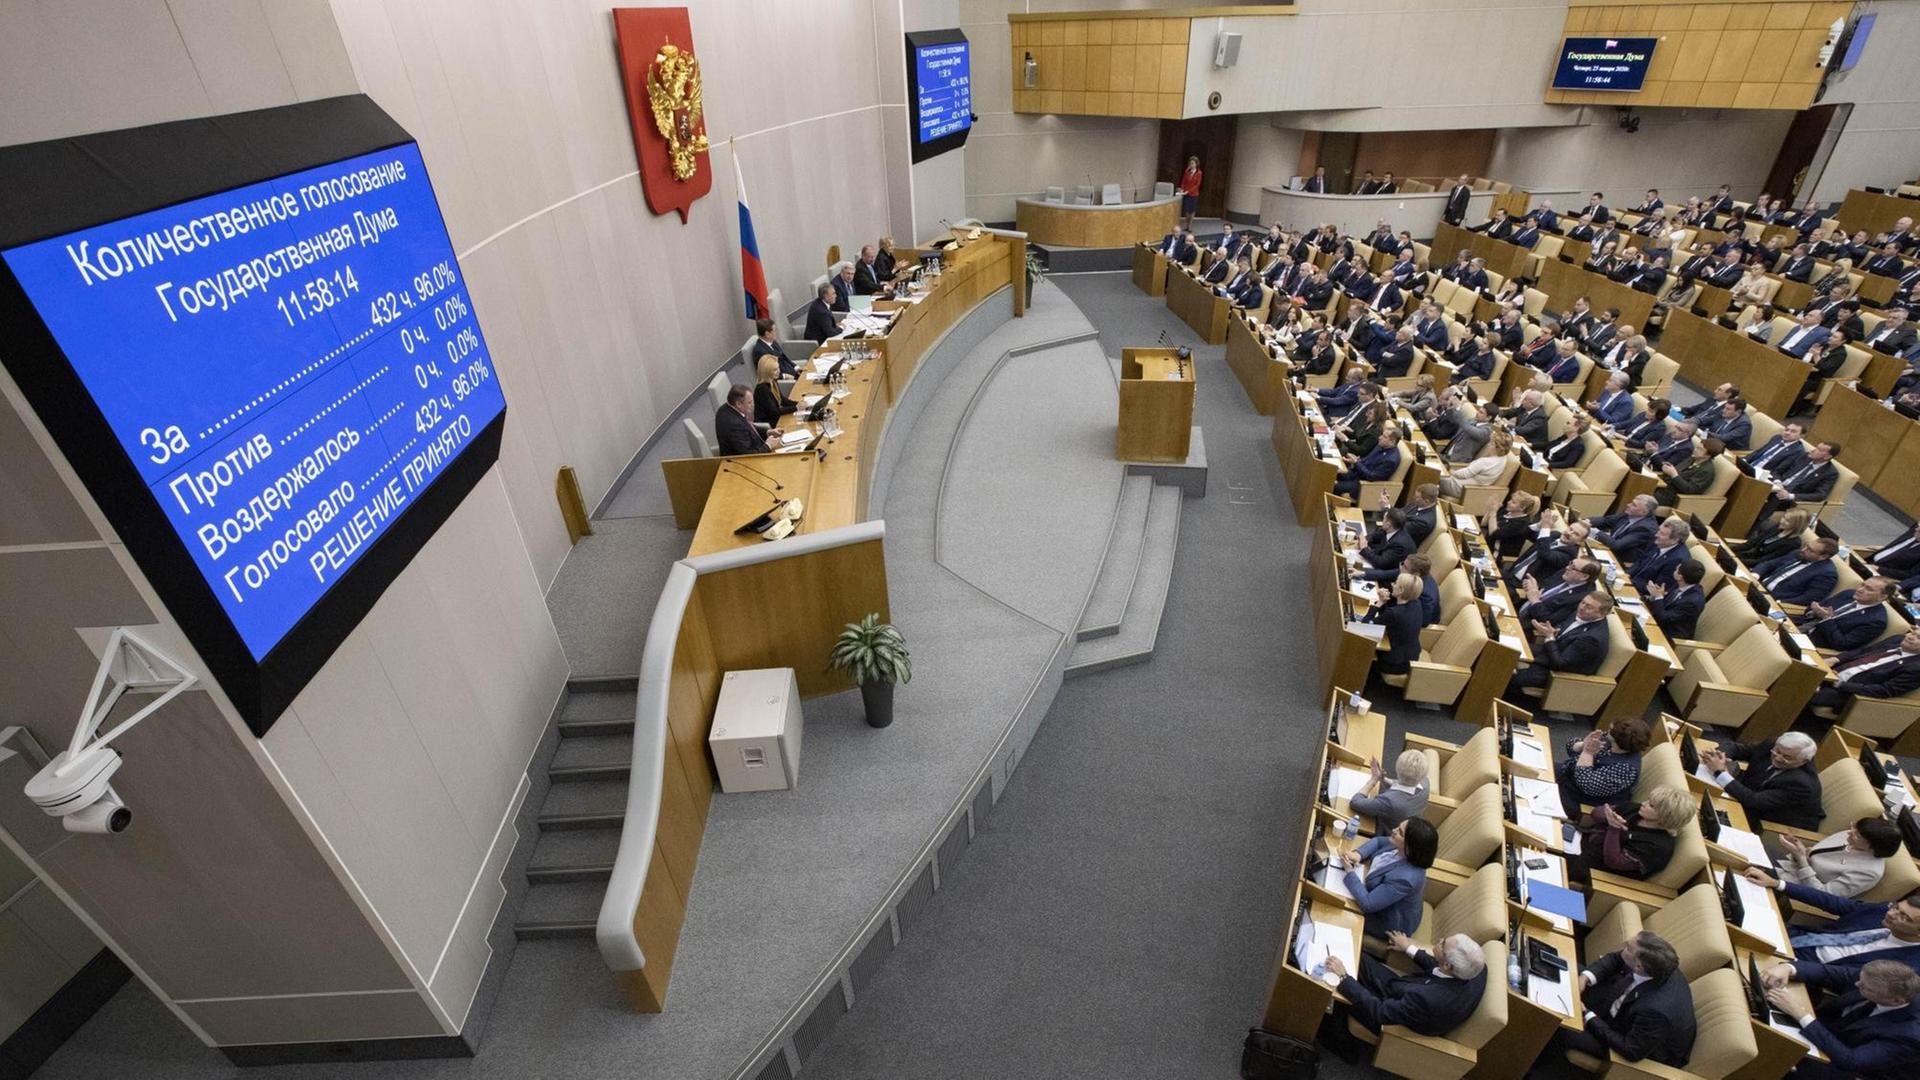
668, 592, 720, 818
694, 538, 891, 699
662, 456, 724, 528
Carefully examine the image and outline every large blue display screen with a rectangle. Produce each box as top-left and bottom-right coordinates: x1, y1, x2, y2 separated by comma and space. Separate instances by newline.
912, 37, 972, 148
1, 143, 505, 660
1551, 36, 1658, 91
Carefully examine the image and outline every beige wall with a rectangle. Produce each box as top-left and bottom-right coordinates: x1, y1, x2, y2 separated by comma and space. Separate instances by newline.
1486, 106, 1794, 203
1228, 116, 1306, 215
0, 0, 930, 1049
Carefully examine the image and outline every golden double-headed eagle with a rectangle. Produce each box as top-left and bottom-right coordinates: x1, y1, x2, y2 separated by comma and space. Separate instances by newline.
645, 42, 709, 181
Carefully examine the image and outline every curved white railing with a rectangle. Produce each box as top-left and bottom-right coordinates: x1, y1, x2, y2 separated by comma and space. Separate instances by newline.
595, 520, 887, 976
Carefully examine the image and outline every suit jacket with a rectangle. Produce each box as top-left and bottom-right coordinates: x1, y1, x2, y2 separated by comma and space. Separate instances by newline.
1501, 405, 1550, 449
1621, 413, 1668, 446
752, 337, 797, 378
1752, 551, 1838, 606
1830, 639, 1920, 698
1303, 175, 1326, 193
1583, 321, 1620, 354
1543, 352, 1585, 384
1510, 225, 1541, 250
1865, 323, 1919, 356
830, 279, 854, 311
1510, 536, 1579, 585
1581, 953, 1696, 1066
1795, 970, 1920, 1080
1159, 235, 1197, 263
1348, 783, 1430, 834
1522, 578, 1596, 628
1775, 459, 1839, 502
1295, 343, 1337, 376
1788, 881, 1920, 978
873, 248, 897, 280
1339, 950, 1486, 1037
1317, 383, 1362, 417
752, 381, 796, 427
1346, 444, 1402, 483
803, 298, 840, 344
1298, 278, 1335, 309
1746, 435, 1808, 477
1485, 511, 1538, 559
1412, 316, 1450, 351
1544, 432, 1588, 470
1536, 611, 1612, 668
1443, 185, 1472, 225
1202, 258, 1233, 285
1441, 415, 1490, 462
1777, 323, 1826, 357
1367, 280, 1404, 312
1359, 526, 1416, 570
851, 260, 882, 295
1779, 253, 1816, 282
1704, 410, 1753, 450
1802, 593, 1890, 651
1706, 262, 1745, 287
1719, 740, 1824, 830
1648, 584, 1705, 640
1367, 599, 1424, 675
1592, 512, 1658, 564
1629, 543, 1687, 595
1375, 342, 1415, 378
1870, 533, 1920, 578
1784, 831, 1890, 898
1452, 349, 1496, 383
714, 404, 770, 456
1592, 389, 1635, 427
1343, 836, 1427, 939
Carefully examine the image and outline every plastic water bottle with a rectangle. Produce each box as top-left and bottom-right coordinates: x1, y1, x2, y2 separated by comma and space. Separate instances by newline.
1509, 952, 1525, 990
1341, 816, 1360, 840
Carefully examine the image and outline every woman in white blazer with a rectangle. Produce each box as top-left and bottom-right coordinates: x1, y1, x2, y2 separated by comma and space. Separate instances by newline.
1779, 817, 1905, 898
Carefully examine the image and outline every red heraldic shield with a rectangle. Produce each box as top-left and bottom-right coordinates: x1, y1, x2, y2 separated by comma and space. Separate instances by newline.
613, 7, 712, 222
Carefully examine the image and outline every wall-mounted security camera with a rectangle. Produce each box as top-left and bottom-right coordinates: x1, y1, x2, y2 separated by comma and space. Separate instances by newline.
21, 629, 194, 836
1023, 52, 1038, 89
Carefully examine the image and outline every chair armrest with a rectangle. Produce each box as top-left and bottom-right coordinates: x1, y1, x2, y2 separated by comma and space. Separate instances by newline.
1604, 1053, 1697, 1080
1587, 868, 1680, 902
1687, 681, 1771, 726
1668, 638, 1723, 655
1374, 1027, 1475, 1080
1420, 791, 1461, 827
1401, 732, 1461, 753
1407, 660, 1474, 678
1418, 626, 1445, 651
1760, 822, 1825, 845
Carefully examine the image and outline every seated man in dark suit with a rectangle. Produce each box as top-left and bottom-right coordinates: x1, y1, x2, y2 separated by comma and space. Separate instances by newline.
1320, 933, 1488, 1042
1776, 309, 1830, 357
1397, 484, 1441, 547
1507, 591, 1614, 697
1698, 732, 1824, 832
1753, 440, 1843, 527
751, 317, 798, 378
831, 264, 857, 311
1864, 307, 1918, 357
1372, 327, 1417, 378
1155, 229, 1197, 263
851, 245, 884, 295
1644, 560, 1707, 641
1700, 397, 1753, 450
1499, 390, 1551, 449
1517, 557, 1601, 629
1799, 577, 1896, 652
803, 282, 841, 343
1761, 958, 1920, 1080
1589, 494, 1661, 564
1334, 427, 1403, 500
1292, 330, 1337, 378
1296, 267, 1336, 311
1752, 537, 1840, 607
1316, 369, 1369, 418
1811, 626, 1920, 718
1355, 508, 1417, 571
714, 384, 782, 456
1767, 888, 1920, 978
1627, 517, 1691, 593
1620, 398, 1671, 447
1508, 518, 1589, 588
1542, 411, 1592, 470
1470, 208, 1515, 240
1214, 254, 1258, 300
1745, 420, 1808, 477
1560, 932, 1697, 1068
1869, 524, 1920, 580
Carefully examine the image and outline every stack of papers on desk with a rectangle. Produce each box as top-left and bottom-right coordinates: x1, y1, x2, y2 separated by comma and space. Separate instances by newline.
1715, 826, 1772, 868
772, 427, 816, 452
1516, 848, 1575, 931
1485, 591, 1511, 615
1511, 777, 1566, 844
1327, 766, 1371, 805
1293, 914, 1357, 985
1316, 864, 1354, 899
1732, 872, 1788, 950
1454, 513, 1481, 533
1345, 620, 1387, 641
1510, 735, 1551, 772
1695, 764, 1726, 789
809, 354, 842, 374
1526, 962, 1576, 1016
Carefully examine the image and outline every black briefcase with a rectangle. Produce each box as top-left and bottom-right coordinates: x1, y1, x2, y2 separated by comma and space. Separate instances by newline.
1240, 1027, 1320, 1080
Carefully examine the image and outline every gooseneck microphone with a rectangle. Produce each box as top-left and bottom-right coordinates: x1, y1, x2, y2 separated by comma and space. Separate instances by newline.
721, 464, 782, 503
726, 458, 784, 490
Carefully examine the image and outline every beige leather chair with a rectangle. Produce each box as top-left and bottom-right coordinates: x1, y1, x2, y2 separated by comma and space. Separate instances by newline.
1587, 745, 1712, 920
1429, 569, 1477, 637
1745, 410, 1782, 453
1668, 585, 1761, 661
1668, 455, 1739, 520
1446, 284, 1479, 317
1454, 457, 1522, 517
1383, 356, 1429, 395
1639, 353, 1680, 397
1814, 346, 1873, 406
1360, 442, 1416, 508
1794, 458, 1859, 519
1355, 938, 1508, 1080
1552, 354, 1595, 397
1462, 352, 1508, 403
1409, 863, 1508, 958
1522, 286, 1549, 318
1583, 883, 1735, 981
1430, 785, 1505, 874
1430, 277, 1459, 306
1862, 850, 1920, 904
1566, 968, 1757, 1080
1824, 683, 1920, 749
1401, 728, 1502, 820
1517, 614, 1637, 718
1556, 448, 1629, 516
1527, 238, 1563, 278
1423, 530, 1463, 579
1385, 606, 1489, 708
1773, 756, 1891, 845
1679, 538, 1729, 598
1668, 622, 1791, 731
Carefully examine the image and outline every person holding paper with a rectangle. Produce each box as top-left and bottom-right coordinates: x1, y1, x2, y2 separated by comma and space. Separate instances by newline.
1763, 959, 1920, 1080
1698, 732, 1823, 832
1340, 817, 1437, 944
1319, 933, 1488, 1044
1348, 750, 1430, 834
1555, 717, 1650, 817
1561, 932, 1696, 1067
1571, 785, 1692, 882
1742, 817, 1905, 900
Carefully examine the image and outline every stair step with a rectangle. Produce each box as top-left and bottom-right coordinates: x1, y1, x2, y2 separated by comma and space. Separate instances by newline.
558, 687, 637, 725
549, 763, 630, 784
1066, 483, 1182, 676
514, 920, 598, 941
551, 732, 633, 771
510, 876, 599, 926
557, 717, 635, 738
1076, 475, 1153, 641
567, 675, 638, 693
535, 811, 624, 831
529, 824, 623, 870
526, 863, 614, 885
536, 776, 628, 820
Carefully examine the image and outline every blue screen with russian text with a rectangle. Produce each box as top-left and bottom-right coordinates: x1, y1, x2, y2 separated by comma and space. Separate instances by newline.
914, 40, 972, 145
1, 143, 506, 660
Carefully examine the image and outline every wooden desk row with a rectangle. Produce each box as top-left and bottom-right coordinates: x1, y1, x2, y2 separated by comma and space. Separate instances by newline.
1811, 385, 1920, 520
1533, 257, 1657, 343
1166, 261, 1233, 343
1431, 222, 1533, 285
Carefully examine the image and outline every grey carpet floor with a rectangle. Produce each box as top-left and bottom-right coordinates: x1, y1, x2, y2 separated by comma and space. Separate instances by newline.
799, 271, 1328, 1080
543, 513, 688, 677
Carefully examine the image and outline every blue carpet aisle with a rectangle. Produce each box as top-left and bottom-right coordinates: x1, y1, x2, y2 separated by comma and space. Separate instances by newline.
801, 270, 1403, 1080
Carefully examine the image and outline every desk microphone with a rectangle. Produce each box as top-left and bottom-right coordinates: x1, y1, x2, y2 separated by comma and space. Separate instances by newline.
727, 458, 783, 490
720, 465, 783, 503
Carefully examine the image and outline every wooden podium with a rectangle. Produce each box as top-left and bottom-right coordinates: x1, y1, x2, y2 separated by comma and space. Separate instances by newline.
1117, 347, 1194, 462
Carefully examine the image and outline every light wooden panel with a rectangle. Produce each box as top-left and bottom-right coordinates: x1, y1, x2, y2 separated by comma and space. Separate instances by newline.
1010, 13, 1193, 118
1014, 198, 1180, 248
696, 538, 891, 700
1545, 0, 1850, 110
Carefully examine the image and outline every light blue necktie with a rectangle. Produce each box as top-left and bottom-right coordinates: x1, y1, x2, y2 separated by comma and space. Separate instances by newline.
1791, 928, 1890, 950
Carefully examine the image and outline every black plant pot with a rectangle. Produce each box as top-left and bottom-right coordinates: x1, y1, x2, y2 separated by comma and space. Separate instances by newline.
860, 681, 895, 728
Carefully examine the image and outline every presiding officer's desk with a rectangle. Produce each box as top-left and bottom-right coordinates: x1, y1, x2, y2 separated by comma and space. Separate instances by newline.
1014, 192, 1179, 249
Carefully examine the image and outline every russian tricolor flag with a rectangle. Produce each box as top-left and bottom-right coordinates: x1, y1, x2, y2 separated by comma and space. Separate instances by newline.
733, 144, 770, 320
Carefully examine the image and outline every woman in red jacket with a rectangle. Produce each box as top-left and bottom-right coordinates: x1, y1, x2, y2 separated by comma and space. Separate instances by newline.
1177, 155, 1202, 232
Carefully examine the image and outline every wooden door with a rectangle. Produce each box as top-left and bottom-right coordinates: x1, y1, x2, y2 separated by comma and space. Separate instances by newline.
1157, 116, 1238, 220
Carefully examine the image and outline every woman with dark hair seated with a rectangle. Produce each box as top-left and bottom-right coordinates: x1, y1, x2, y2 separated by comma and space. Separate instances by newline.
1742, 817, 1906, 900
1573, 785, 1693, 882
1340, 817, 1439, 948
1556, 716, 1652, 817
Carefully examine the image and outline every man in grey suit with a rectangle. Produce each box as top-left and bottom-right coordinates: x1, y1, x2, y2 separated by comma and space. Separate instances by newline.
1350, 750, 1431, 832
1442, 401, 1492, 464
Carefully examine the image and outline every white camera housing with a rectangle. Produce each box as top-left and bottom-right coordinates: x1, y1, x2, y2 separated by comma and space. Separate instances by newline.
63, 789, 132, 835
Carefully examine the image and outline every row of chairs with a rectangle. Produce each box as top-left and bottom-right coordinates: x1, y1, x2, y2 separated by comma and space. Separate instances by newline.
1041, 180, 1176, 206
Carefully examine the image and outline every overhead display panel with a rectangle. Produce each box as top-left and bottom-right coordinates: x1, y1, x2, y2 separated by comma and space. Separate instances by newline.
907, 28, 973, 163
1551, 36, 1658, 91
0, 98, 505, 734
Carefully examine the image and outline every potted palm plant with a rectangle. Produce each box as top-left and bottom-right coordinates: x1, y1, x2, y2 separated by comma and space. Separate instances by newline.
828, 614, 911, 728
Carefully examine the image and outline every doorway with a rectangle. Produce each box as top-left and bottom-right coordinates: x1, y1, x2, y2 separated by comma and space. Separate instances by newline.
1765, 103, 1848, 201
1157, 116, 1237, 221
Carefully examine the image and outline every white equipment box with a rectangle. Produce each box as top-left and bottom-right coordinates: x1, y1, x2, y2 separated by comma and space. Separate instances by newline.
708, 668, 803, 793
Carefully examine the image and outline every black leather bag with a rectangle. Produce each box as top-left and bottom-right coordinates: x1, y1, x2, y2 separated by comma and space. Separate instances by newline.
1240, 1027, 1319, 1080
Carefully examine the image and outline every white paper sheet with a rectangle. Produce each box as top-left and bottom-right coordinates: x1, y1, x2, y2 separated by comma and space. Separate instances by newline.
1526, 959, 1576, 1015
1715, 826, 1772, 867
1511, 736, 1551, 773
1328, 766, 1372, 804
1734, 873, 1789, 950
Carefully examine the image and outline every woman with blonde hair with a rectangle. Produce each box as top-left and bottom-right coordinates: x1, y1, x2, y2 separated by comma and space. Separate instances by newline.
1390, 373, 1437, 418
1482, 487, 1540, 558
1737, 506, 1811, 564
752, 354, 797, 427
1366, 573, 1426, 678
874, 236, 898, 281
1573, 783, 1693, 881
1446, 428, 1515, 491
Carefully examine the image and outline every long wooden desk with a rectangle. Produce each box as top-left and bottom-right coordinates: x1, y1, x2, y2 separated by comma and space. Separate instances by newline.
1226, 312, 1290, 415
1837, 187, 1920, 240
1014, 194, 1179, 249
1275, 386, 1341, 526
1166, 262, 1231, 343
1659, 311, 1810, 423
1812, 384, 1920, 518
1535, 257, 1656, 340
1132, 243, 1173, 297
1432, 222, 1533, 283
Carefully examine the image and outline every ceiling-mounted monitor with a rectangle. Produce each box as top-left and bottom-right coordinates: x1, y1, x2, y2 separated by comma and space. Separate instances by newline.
1552, 37, 1658, 92
907, 28, 973, 163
